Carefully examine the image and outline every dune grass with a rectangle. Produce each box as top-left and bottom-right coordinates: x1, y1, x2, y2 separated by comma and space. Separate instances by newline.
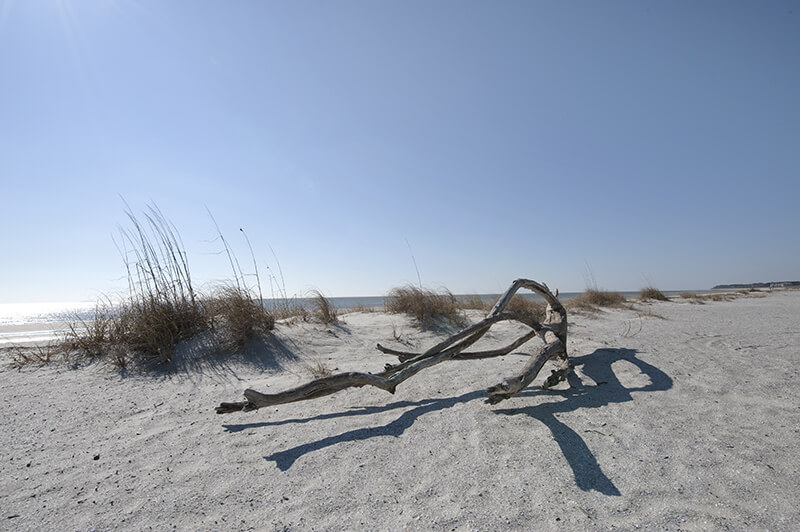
456, 294, 546, 321
385, 285, 467, 328
270, 298, 309, 322
457, 294, 491, 311
678, 291, 756, 304
61, 205, 274, 369
310, 290, 338, 325
639, 286, 669, 302
568, 289, 627, 310
504, 295, 547, 321
679, 292, 705, 304
207, 285, 275, 351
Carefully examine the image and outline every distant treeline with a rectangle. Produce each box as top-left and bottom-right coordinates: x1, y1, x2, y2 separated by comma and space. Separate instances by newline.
713, 281, 800, 289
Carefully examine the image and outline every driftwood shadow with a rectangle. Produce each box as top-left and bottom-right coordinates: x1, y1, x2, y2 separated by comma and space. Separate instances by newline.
224, 347, 672, 492
257, 391, 485, 471
494, 348, 673, 496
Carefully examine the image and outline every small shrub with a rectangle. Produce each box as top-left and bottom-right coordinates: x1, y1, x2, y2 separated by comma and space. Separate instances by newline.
385, 285, 466, 328
639, 287, 669, 302
569, 289, 627, 310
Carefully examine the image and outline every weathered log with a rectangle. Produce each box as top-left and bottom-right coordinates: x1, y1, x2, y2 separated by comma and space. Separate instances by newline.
215, 278, 569, 414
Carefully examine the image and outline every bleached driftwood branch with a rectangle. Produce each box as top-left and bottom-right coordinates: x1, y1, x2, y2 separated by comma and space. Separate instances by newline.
216, 278, 569, 414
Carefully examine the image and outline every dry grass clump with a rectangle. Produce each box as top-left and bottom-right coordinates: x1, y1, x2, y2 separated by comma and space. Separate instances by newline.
385, 285, 466, 328
310, 290, 338, 325
5, 343, 59, 368
113, 296, 207, 363
271, 298, 309, 322
60, 205, 275, 369
679, 292, 705, 304
458, 294, 491, 311
569, 289, 627, 310
301, 358, 335, 379
207, 286, 275, 351
63, 205, 210, 366
505, 295, 547, 321
63, 297, 208, 367
639, 287, 669, 302
457, 294, 546, 321
678, 291, 760, 304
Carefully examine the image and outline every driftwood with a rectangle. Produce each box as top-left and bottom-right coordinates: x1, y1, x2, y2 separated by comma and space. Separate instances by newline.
216, 278, 569, 414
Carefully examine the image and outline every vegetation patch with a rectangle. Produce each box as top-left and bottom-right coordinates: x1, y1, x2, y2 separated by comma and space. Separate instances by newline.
310, 290, 338, 325
568, 289, 627, 310
639, 287, 669, 302
457, 294, 491, 311
58, 205, 275, 370
504, 295, 547, 321
679, 292, 705, 304
385, 285, 467, 328
301, 358, 335, 379
207, 286, 275, 352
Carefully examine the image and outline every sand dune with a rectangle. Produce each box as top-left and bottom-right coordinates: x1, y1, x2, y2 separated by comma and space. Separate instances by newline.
2, 291, 799, 530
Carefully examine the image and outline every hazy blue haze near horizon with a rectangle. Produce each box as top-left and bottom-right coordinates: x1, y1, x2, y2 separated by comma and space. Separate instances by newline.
1, 1, 798, 303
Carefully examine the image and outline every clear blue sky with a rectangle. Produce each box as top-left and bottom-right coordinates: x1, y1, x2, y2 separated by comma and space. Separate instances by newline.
1, 0, 798, 303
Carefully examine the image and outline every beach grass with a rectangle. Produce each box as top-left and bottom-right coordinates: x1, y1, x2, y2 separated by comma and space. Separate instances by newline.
457, 294, 490, 311
638, 286, 669, 302
310, 290, 338, 325
385, 285, 467, 328
568, 288, 627, 310
679, 292, 705, 304
504, 295, 547, 321
207, 285, 275, 351
61, 205, 274, 368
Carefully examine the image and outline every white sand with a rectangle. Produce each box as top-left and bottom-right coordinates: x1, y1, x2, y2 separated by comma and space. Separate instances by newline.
2, 291, 799, 530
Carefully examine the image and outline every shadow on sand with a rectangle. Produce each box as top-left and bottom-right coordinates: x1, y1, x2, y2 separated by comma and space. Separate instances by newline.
493, 348, 673, 496
227, 391, 484, 471
223, 348, 672, 495
139, 333, 301, 382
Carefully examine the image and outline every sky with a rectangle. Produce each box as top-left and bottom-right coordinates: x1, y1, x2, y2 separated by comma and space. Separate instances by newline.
1, 0, 798, 303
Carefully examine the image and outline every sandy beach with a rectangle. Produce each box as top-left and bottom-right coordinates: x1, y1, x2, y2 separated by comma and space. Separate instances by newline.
2, 290, 799, 531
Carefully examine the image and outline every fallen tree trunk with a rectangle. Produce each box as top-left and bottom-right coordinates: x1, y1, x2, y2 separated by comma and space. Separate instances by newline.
216, 278, 569, 414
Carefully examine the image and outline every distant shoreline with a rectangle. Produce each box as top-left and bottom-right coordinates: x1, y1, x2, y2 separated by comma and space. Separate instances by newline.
712, 281, 800, 289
